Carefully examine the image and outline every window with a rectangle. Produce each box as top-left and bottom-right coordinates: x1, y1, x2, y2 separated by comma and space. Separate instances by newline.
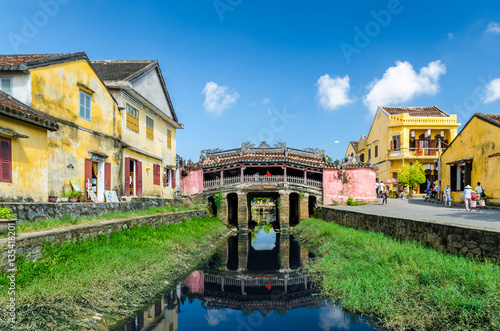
126, 104, 140, 133
153, 164, 161, 185
368, 149, 371, 160
0, 78, 12, 95
375, 145, 378, 158
79, 91, 91, 121
0, 137, 12, 183
359, 153, 364, 162
146, 115, 154, 140
391, 135, 401, 150
167, 129, 172, 149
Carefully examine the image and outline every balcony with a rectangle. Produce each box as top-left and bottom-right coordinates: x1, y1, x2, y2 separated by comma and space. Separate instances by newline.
386, 147, 440, 159
203, 174, 322, 189
388, 114, 459, 127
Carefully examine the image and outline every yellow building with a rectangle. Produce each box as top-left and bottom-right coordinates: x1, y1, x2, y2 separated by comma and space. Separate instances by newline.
0, 52, 122, 202
92, 60, 183, 198
350, 106, 460, 193
345, 140, 359, 158
441, 113, 500, 204
0, 90, 59, 202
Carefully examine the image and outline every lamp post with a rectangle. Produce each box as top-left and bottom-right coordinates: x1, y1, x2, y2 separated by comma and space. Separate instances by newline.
323, 141, 340, 161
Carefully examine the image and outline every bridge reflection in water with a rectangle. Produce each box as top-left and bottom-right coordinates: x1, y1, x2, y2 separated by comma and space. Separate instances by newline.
116, 214, 379, 331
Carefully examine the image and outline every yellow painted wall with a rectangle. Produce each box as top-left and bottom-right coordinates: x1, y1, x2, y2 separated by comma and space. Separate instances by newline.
29, 60, 122, 197
441, 116, 500, 203
123, 149, 165, 197
0, 117, 49, 202
345, 143, 357, 158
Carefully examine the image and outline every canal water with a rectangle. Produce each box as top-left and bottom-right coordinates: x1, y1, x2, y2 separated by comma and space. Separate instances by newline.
115, 213, 381, 331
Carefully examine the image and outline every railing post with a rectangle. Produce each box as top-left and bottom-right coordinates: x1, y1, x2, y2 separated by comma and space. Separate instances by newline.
240, 166, 244, 183
284, 166, 287, 183
303, 169, 307, 185
220, 169, 223, 187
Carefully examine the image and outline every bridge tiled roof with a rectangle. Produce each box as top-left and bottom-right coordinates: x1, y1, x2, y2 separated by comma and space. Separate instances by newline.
190, 142, 376, 170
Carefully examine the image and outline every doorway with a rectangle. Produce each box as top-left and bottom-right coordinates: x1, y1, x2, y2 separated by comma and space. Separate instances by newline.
91, 161, 105, 202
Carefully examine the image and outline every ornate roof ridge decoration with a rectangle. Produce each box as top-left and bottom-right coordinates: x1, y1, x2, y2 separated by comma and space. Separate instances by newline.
189, 142, 378, 170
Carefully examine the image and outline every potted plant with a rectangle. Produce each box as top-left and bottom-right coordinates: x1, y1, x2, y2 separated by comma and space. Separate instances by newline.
48, 190, 58, 202
57, 191, 69, 203
0, 207, 17, 234
68, 191, 81, 203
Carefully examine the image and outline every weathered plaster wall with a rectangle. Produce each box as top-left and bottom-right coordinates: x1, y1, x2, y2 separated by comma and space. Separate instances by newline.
29, 59, 123, 197
0, 72, 31, 106
323, 168, 377, 204
318, 206, 500, 262
0, 118, 49, 202
132, 70, 173, 120
0, 209, 207, 268
441, 116, 500, 203
180, 168, 204, 195
0, 198, 170, 221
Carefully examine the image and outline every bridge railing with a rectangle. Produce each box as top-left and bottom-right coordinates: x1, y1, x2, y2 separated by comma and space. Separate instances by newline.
204, 174, 322, 189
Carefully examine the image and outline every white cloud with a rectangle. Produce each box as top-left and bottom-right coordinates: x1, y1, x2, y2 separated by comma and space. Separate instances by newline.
316, 74, 352, 111
318, 307, 350, 331
486, 22, 500, 34
202, 82, 239, 115
363, 60, 446, 115
262, 98, 271, 104
483, 78, 500, 103
447, 32, 454, 40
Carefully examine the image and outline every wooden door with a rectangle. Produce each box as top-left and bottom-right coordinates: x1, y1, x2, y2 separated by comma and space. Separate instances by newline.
85, 158, 92, 201
124, 157, 130, 196
104, 162, 111, 191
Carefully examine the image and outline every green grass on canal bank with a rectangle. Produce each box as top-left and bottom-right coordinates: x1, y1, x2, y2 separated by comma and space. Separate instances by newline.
295, 218, 500, 331
1, 204, 204, 237
0, 215, 229, 330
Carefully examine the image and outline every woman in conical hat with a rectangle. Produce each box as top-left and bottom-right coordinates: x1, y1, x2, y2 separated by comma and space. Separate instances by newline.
463, 185, 475, 211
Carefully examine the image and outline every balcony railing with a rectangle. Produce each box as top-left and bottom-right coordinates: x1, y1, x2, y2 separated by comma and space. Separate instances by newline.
389, 114, 458, 127
386, 147, 440, 158
203, 174, 322, 188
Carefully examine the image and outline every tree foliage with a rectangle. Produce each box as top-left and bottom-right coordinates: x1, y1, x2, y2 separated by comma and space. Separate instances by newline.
397, 161, 426, 192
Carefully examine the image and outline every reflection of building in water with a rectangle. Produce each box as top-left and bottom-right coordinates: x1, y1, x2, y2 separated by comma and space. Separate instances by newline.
180, 233, 321, 316
117, 285, 180, 331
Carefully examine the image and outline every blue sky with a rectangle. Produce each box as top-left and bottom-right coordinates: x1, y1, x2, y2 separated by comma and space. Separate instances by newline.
1, 0, 500, 161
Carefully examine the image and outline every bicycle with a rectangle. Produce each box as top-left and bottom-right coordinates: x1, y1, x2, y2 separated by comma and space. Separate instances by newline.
471, 194, 485, 212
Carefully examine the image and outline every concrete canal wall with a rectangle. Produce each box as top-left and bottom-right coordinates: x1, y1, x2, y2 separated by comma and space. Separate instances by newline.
0, 198, 170, 222
317, 206, 500, 263
0, 209, 207, 269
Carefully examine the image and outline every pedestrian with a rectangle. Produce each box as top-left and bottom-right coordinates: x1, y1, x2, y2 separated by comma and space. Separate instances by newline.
253, 172, 260, 181
475, 182, 484, 198
463, 185, 475, 212
375, 180, 380, 197
382, 186, 388, 205
266, 170, 271, 181
444, 184, 452, 207
425, 179, 431, 198
379, 182, 385, 199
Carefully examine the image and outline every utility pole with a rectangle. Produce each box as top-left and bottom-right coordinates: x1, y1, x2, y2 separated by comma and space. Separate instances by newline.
438, 138, 442, 201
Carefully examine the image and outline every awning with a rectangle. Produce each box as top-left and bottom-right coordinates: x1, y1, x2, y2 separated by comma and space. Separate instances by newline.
0, 127, 29, 138
489, 153, 500, 158
446, 157, 473, 165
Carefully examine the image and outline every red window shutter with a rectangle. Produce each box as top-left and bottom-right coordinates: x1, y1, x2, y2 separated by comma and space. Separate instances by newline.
153, 164, 160, 185
85, 158, 92, 200
124, 157, 130, 196
136, 161, 142, 196
0, 138, 12, 183
172, 170, 176, 188
104, 162, 111, 190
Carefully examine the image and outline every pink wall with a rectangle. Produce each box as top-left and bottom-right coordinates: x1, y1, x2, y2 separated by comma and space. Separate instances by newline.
323, 168, 377, 204
180, 168, 204, 195
182, 270, 204, 295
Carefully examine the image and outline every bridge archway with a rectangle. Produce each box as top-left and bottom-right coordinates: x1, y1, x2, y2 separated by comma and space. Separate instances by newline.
247, 192, 280, 230
227, 193, 238, 226
289, 193, 300, 226
308, 195, 317, 217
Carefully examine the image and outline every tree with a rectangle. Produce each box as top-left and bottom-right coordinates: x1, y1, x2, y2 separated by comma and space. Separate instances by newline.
397, 161, 426, 198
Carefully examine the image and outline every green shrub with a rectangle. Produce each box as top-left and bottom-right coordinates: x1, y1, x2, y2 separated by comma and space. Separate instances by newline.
0, 207, 16, 219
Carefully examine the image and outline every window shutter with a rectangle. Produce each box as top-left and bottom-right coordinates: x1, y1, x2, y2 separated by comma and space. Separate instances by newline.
104, 162, 111, 190
163, 167, 168, 187
124, 157, 130, 196
136, 161, 142, 196
172, 170, 176, 188
0, 138, 12, 183
167, 130, 172, 149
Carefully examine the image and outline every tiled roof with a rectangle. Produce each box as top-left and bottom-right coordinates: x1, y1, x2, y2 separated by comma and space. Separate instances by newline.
91, 60, 156, 82
0, 90, 58, 131
476, 113, 500, 128
380, 106, 449, 117
0, 52, 87, 70
350, 141, 359, 151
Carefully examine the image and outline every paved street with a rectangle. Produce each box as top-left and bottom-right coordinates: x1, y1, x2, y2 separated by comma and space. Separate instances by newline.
329, 198, 500, 232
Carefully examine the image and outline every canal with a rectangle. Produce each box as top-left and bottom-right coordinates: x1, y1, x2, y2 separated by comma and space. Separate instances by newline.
115, 211, 382, 331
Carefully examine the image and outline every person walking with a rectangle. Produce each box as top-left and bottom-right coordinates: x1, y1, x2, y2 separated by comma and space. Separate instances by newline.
425, 179, 431, 198
266, 170, 271, 181
463, 185, 475, 212
253, 172, 260, 182
379, 182, 385, 199
444, 184, 452, 207
375, 180, 380, 198
382, 186, 388, 205
475, 182, 484, 198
